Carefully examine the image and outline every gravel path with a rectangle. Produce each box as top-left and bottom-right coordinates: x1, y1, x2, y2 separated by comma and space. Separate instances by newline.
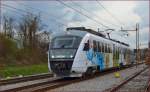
48, 64, 147, 92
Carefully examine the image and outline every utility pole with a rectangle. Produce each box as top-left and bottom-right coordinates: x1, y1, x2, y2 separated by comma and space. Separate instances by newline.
149, 23, 150, 48
120, 23, 140, 66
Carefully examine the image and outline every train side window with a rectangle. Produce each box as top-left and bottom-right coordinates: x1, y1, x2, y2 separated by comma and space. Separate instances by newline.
102, 43, 104, 52
103, 43, 104, 53
108, 44, 109, 53
105, 43, 106, 53
113, 44, 115, 54
103, 43, 105, 53
108, 44, 110, 53
110, 44, 112, 53
97, 42, 100, 52
100, 42, 102, 52
109, 44, 112, 53
98, 42, 101, 52
105, 43, 107, 53
116, 47, 118, 54
96, 41, 99, 52
83, 40, 89, 51
109, 44, 111, 53
93, 40, 97, 51
117, 47, 119, 55
119, 47, 121, 54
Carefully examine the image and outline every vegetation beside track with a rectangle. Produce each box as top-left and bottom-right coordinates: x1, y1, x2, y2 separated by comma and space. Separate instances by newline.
0, 64, 49, 78
0, 13, 50, 79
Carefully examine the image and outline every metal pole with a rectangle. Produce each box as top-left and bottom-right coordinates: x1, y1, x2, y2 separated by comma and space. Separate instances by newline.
137, 24, 140, 63
136, 24, 138, 67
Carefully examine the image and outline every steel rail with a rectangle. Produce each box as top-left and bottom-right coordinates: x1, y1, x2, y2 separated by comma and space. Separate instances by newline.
0, 63, 145, 92
144, 67, 150, 92
109, 66, 149, 92
0, 73, 53, 86
17, 64, 143, 92
144, 81, 150, 92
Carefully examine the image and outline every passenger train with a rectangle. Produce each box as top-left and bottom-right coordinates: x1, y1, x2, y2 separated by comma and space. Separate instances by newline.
48, 27, 134, 77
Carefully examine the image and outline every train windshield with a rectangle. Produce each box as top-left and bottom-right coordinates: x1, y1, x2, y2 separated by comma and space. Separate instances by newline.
50, 36, 82, 59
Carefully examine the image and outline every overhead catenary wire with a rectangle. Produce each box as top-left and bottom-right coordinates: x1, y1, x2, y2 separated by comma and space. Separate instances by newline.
56, 0, 110, 29
16, 2, 74, 26
10, 2, 96, 29
96, 0, 125, 27
1, 6, 28, 18
70, 0, 120, 28
2, 3, 68, 28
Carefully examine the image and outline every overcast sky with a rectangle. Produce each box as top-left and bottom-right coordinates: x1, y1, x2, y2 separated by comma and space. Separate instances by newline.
1, 0, 149, 49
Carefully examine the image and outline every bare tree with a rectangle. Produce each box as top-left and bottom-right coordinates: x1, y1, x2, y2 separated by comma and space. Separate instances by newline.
18, 13, 43, 48
37, 30, 52, 51
2, 15, 15, 38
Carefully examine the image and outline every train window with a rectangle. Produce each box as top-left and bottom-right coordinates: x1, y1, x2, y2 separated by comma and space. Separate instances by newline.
103, 43, 105, 53
120, 47, 122, 54
101, 43, 104, 52
108, 44, 109, 53
97, 41, 99, 52
110, 45, 112, 53
93, 40, 97, 51
105, 43, 106, 53
116, 47, 118, 53
118, 47, 120, 54
105, 43, 108, 53
116, 46, 117, 54
97, 42, 100, 52
122, 48, 125, 54
109, 44, 111, 53
108, 44, 110, 53
96, 41, 99, 52
83, 40, 89, 51
98, 42, 101, 52
119, 47, 121, 54
74, 37, 82, 48
113, 44, 115, 54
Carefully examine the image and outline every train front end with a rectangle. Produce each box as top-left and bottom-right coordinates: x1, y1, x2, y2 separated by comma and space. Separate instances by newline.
48, 35, 82, 77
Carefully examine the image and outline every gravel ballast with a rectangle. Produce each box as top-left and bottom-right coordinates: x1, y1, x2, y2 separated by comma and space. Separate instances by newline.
48, 64, 147, 92
116, 67, 150, 92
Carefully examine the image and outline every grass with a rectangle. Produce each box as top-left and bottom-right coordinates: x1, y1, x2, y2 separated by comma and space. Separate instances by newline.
0, 64, 49, 78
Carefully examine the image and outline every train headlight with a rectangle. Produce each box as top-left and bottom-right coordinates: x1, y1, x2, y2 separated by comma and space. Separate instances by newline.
51, 55, 55, 58
70, 55, 73, 58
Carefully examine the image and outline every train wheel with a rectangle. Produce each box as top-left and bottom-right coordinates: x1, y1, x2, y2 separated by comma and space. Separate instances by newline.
81, 73, 86, 79
86, 67, 95, 76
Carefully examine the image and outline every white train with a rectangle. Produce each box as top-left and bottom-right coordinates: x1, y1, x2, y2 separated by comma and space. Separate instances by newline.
48, 27, 134, 77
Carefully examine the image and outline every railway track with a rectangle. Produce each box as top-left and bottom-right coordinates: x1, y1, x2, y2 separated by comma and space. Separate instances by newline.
106, 66, 149, 92
0, 63, 145, 92
144, 67, 150, 92
0, 73, 53, 86
145, 78, 150, 92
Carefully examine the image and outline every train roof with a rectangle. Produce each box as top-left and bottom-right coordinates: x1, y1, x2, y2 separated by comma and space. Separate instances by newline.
51, 27, 129, 47
67, 27, 129, 47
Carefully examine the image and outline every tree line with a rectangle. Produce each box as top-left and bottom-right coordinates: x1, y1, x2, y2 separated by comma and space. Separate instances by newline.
0, 13, 51, 67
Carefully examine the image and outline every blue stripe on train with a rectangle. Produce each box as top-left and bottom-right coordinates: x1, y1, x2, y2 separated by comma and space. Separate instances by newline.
86, 48, 104, 71
96, 52, 104, 70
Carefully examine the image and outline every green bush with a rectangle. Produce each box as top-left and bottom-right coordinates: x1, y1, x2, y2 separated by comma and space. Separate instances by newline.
0, 34, 18, 66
